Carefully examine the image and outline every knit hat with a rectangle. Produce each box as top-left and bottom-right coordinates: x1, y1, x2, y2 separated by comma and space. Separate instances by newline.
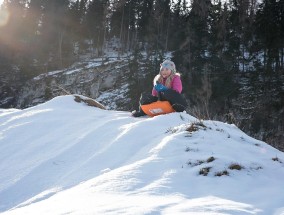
160, 60, 176, 73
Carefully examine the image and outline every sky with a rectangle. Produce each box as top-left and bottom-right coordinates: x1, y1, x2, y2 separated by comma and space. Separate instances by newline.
0, 95, 284, 214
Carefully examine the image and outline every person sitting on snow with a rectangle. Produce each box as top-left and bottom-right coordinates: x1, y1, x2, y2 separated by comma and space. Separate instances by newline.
132, 59, 187, 117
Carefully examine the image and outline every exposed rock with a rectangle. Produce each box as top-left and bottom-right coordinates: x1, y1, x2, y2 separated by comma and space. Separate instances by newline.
13, 59, 130, 109
74, 95, 106, 110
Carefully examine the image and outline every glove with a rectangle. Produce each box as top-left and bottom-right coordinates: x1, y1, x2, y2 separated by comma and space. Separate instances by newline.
154, 83, 168, 92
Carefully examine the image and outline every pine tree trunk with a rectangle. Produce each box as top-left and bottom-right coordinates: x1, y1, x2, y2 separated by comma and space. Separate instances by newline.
119, 5, 125, 59
126, 4, 131, 54
281, 48, 284, 72
58, 31, 64, 69
165, 18, 170, 52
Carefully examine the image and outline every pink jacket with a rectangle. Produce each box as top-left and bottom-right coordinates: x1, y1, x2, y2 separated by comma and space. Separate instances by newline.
152, 74, 182, 96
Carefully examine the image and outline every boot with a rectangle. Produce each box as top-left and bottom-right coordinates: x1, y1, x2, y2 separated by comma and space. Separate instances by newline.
131, 110, 146, 117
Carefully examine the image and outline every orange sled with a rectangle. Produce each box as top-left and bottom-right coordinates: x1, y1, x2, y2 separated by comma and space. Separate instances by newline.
141, 101, 175, 117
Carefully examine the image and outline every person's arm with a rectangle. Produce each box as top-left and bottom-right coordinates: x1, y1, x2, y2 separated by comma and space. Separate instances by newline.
152, 75, 160, 96
171, 76, 182, 93
152, 88, 158, 96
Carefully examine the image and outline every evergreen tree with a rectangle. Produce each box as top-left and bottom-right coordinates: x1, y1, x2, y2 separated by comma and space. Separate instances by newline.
136, 0, 154, 45
22, 0, 43, 67
85, 0, 108, 57
208, 1, 228, 72
40, 0, 71, 69
69, 0, 88, 55
227, 0, 257, 73
187, 0, 211, 73
207, 1, 238, 114
255, 0, 284, 73
151, 0, 171, 51
124, 0, 139, 52
109, 0, 140, 54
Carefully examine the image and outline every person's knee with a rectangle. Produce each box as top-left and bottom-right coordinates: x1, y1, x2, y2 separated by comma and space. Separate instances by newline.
140, 93, 157, 105
172, 104, 186, 112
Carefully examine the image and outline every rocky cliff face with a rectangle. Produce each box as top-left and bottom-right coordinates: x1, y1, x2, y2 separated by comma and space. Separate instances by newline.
0, 65, 24, 108
13, 58, 132, 111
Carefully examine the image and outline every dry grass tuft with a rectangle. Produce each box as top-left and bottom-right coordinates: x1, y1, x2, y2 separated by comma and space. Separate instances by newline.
186, 121, 206, 133
206, 156, 215, 163
215, 170, 229, 177
272, 157, 283, 163
228, 163, 244, 170
199, 167, 212, 176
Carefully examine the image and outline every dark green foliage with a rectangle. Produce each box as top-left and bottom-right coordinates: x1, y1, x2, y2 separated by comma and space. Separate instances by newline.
86, 0, 107, 55
255, 0, 284, 72
1, 0, 283, 74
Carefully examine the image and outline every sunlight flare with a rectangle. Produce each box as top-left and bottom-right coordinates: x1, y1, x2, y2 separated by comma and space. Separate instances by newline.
0, 7, 9, 27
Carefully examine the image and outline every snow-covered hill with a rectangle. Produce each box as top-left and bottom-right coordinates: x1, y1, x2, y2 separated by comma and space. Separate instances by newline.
0, 95, 284, 215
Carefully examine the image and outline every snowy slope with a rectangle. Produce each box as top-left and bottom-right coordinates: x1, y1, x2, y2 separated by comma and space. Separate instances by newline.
0, 95, 284, 215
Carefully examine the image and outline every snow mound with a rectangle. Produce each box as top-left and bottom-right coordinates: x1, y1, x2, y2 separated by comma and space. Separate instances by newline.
0, 95, 284, 215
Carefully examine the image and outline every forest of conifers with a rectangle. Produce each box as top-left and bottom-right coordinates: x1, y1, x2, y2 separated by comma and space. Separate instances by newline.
0, 0, 283, 72
0, 0, 283, 149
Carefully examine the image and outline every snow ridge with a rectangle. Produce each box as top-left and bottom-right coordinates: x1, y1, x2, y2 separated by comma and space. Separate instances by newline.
0, 95, 284, 215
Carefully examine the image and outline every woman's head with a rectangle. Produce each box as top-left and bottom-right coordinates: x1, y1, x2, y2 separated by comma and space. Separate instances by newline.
160, 60, 176, 78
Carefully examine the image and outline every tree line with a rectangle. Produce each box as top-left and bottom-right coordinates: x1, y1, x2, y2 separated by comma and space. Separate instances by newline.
0, 0, 283, 110
0, 0, 283, 74
0, 0, 283, 117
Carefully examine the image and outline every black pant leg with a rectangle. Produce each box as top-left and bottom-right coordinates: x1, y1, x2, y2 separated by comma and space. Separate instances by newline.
139, 92, 158, 105
162, 89, 187, 112
137, 92, 158, 114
